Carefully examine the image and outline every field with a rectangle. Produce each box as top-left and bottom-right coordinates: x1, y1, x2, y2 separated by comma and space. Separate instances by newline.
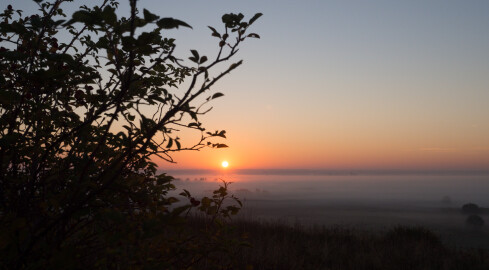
223, 218, 489, 270
238, 199, 489, 249
173, 173, 489, 268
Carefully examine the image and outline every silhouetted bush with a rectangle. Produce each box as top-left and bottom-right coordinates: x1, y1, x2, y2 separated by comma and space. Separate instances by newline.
0, 1, 261, 268
462, 203, 481, 214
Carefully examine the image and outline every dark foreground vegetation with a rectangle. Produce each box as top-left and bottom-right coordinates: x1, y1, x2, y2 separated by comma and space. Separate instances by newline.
0, 0, 261, 268
189, 217, 489, 270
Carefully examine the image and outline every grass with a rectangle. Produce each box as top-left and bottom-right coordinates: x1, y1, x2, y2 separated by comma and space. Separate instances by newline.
190, 217, 489, 270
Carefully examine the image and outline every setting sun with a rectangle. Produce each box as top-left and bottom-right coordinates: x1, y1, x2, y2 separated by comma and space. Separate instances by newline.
221, 161, 229, 168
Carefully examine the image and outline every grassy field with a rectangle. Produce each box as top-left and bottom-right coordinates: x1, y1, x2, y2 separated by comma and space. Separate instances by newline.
236, 199, 489, 250
205, 218, 489, 270
175, 177, 489, 269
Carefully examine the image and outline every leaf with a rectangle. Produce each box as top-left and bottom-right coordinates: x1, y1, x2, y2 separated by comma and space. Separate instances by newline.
211, 92, 224, 100
222, 13, 245, 28
247, 33, 260, 39
188, 111, 198, 121
166, 138, 173, 148
143, 9, 159, 22
157, 18, 192, 29
190, 49, 199, 59
199, 56, 207, 64
68, 10, 95, 25
102, 6, 117, 25
208, 26, 221, 38
127, 114, 135, 121
179, 189, 191, 197
216, 144, 228, 148
217, 130, 226, 138
229, 60, 243, 71
249, 13, 263, 25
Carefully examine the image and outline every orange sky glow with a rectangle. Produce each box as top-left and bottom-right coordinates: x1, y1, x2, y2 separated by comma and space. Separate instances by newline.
132, 1, 489, 172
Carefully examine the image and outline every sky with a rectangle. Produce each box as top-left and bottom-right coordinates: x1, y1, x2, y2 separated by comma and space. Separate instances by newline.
6, 1, 489, 171
150, 0, 489, 171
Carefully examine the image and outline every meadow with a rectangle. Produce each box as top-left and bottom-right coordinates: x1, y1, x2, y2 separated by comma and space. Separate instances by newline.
172, 172, 489, 269
221, 219, 489, 270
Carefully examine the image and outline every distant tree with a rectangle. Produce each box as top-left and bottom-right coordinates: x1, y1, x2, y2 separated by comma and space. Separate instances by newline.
0, 0, 260, 268
466, 215, 485, 227
462, 203, 480, 214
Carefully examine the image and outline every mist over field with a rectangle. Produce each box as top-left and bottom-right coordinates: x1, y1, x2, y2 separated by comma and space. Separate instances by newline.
168, 170, 489, 204
167, 170, 489, 248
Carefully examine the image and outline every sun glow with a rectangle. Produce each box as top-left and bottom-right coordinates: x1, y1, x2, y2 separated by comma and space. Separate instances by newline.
221, 161, 229, 168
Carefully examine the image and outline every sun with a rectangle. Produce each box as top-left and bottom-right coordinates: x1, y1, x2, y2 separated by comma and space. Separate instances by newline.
221, 161, 229, 168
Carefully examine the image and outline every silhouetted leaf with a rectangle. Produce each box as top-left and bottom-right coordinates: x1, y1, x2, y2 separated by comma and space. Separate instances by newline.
249, 13, 263, 25
229, 60, 243, 71
190, 49, 199, 59
217, 130, 226, 138
157, 17, 192, 29
247, 33, 260, 39
179, 189, 191, 197
208, 26, 221, 38
222, 13, 244, 28
188, 111, 198, 121
211, 92, 224, 100
143, 9, 159, 22
68, 10, 95, 25
166, 138, 173, 148
102, 6, 116, 25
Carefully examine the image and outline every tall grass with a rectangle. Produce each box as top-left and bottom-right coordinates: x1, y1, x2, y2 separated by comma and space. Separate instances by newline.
189, 216, 489, 270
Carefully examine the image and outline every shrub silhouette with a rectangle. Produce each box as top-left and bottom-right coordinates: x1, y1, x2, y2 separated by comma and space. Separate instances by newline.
0, 1, 260, 268
462, 203, 481, 214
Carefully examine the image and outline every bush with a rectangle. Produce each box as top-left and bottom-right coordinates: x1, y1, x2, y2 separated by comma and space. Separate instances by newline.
0, 1, 260, 268
462, 203, 480, 214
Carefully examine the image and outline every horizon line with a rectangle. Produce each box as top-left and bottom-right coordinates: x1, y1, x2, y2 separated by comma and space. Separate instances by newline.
158, 168, 489, 176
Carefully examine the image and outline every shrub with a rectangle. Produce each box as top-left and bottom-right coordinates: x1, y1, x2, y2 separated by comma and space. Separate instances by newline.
0, 1, 260, 268
462, 203, 480, 214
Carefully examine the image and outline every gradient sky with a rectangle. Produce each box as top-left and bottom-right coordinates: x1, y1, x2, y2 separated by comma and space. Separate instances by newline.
8, 1, 489, 171
153, 0, 489, 171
